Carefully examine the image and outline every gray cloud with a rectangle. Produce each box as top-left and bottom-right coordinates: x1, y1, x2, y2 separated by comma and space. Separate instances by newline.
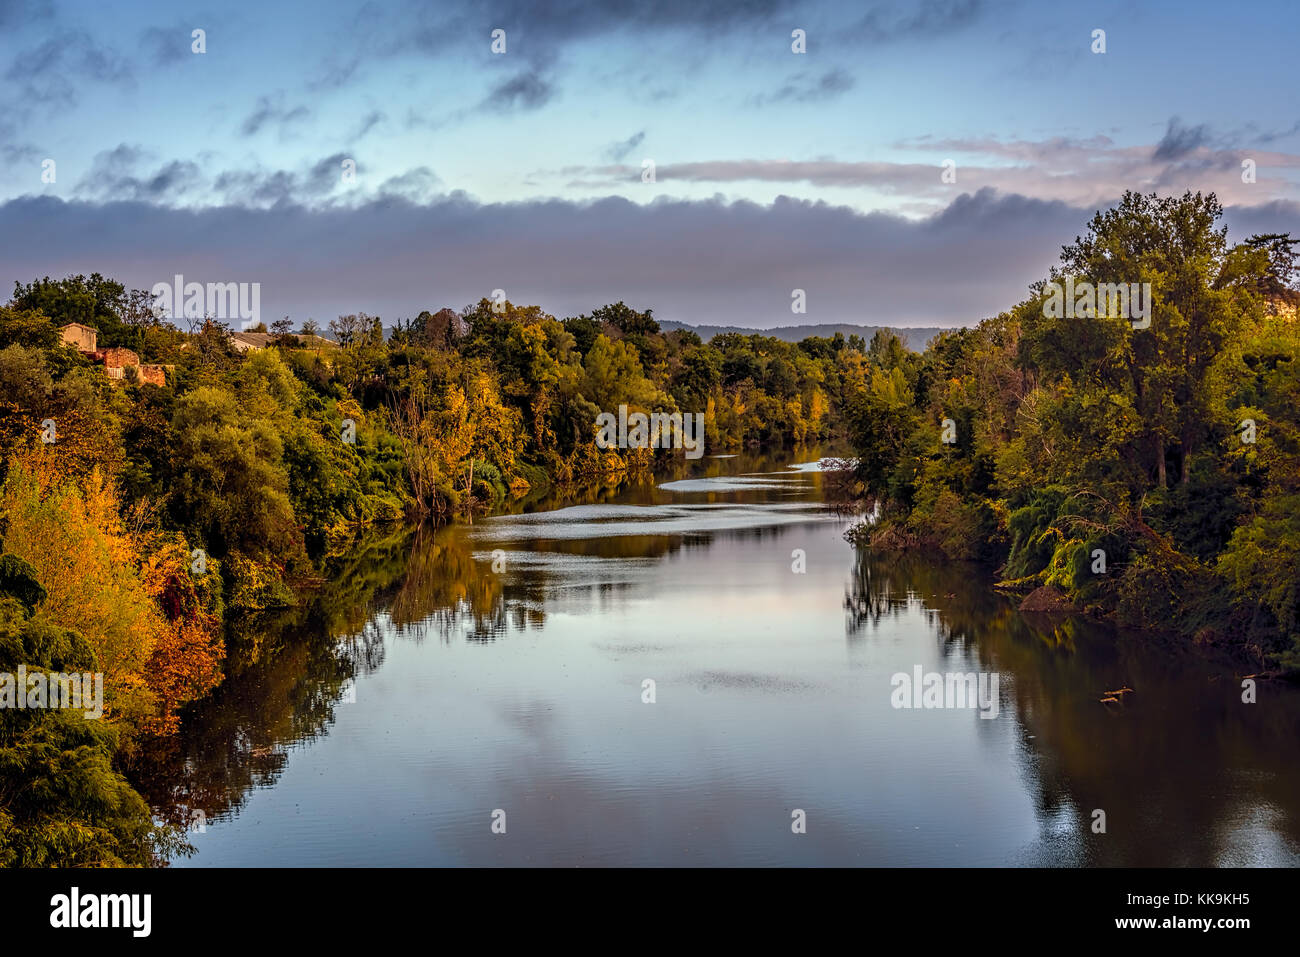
1154, 116, 1212, 161
324, 0, 972, 100
139, 24, 195, 66
1245, 119, 1300, 146
605, 131, 646, 163
350, 110, 387, 140
398, 0, 800, 56
8, 188, 1289, 331
304, 153, 355, 196
73, 145, 201, 202
4, 30, 133, 107
214, 155, 354, 206
377, 167, 441, 202
0, 0, 53, 28
1, 141, 40, 164
555, 129, 1300, 211
0, 119, 39, 164
241, 95, 312, 137
850, 0, 988, 43
214, 168, 301, 207
757, 68, 854, 105
479, 69, 554, 112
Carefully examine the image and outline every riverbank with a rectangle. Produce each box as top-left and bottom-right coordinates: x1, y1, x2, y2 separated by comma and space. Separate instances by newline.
842, 510, 1293, 679
128, 452, 1300, 867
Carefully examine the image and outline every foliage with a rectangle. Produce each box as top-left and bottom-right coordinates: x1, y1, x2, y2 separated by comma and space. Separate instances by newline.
844, 192, 1300, 670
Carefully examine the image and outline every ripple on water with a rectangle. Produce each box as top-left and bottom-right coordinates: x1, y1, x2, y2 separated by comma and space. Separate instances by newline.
473, 500, 835, 543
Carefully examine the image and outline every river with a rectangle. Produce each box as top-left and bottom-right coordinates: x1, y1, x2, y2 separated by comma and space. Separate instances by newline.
135, 449, 1300, 866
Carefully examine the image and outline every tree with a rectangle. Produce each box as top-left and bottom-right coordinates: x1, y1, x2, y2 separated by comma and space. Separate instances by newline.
412, 308, 463, 350
10, 274, 134, 348
588, 301, 659, 337
0, 456, 163, 724
1242, 233, 1300, 304
0, 593, 184, 866
1025, 190, 1256, 489
169, 386, 303, 561
328, 314, 364, 347
0, 306, 60, 350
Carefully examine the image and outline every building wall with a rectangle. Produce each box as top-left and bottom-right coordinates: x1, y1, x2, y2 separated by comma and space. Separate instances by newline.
139, 365, 167, 387
100, 347, 141, 369
60, 324, 97, 352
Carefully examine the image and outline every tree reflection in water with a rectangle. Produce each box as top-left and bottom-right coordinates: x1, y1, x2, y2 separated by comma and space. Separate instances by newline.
133, 449, 1300, 865
845, 547, 1300, 865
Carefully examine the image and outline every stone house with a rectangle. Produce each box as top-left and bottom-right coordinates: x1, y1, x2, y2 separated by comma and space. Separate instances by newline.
59, 322, 98, 352
58, 323, 170, 386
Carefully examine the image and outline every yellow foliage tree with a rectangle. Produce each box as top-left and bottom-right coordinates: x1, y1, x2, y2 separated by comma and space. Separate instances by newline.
1, 454, 160, 725
0, 452, 225, 734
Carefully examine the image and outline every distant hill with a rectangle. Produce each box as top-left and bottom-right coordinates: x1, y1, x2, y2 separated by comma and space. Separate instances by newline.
657, 321, 948, 352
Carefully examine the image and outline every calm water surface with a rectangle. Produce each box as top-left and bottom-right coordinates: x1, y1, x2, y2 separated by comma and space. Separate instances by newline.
138, 450, 1300, 866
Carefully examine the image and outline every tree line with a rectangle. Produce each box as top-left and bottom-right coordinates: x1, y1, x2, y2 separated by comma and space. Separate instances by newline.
845, 191, 1300, 674
3, 187, 1294, 865
0, 276, 862, 864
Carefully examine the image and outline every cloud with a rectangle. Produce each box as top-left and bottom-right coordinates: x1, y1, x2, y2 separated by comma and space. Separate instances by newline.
555, 130, 1300, 211
214, 168, 301, 207
0, 0, 53, 28
240, 95, 312, 137
1, 141, 40, 164
4, 30, 133, 107
605, 131, 646, 163
321, 0, 804, 99
139, 23, 196, 66
377, 167, 441, 202
73, 145, 201, 202
756, 68, 854, 105
398, 0, 800, 54
215, 155, 351, 206
479, 69, 554, 112
208, 156, 440, 207
8, 188, 1291, 331
350, 110, 387, 140
1154, 116, 1212, 161
1224, 198, 1300, 240
1148, 115, 1300, 164
294, 0, 998, 106
1246, 119, 1300, 146
304, 153, 355, 196
0, 119, 39, 163
850, 0, 988, 43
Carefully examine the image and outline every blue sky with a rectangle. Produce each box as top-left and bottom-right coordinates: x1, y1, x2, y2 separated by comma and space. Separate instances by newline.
2, 0, 1298, 328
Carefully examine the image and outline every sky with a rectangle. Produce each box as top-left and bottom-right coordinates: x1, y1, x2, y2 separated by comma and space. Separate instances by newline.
1, 0, 1298, 329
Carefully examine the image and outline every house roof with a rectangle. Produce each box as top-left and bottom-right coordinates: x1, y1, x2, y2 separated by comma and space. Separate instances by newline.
296, 333, 339, 347
230, 331, 273, 346
59, 322, 98, 332
229, 330, 339, 348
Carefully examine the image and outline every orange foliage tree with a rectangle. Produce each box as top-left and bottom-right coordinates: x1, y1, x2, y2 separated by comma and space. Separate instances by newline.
0, 451, 224, 736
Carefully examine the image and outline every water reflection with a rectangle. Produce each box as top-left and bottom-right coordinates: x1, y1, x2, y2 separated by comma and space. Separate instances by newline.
845, 550, 1300, 865
135, 449, 1300, 866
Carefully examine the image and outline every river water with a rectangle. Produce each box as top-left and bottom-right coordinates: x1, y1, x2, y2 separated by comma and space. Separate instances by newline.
137, 449, 1300, 866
